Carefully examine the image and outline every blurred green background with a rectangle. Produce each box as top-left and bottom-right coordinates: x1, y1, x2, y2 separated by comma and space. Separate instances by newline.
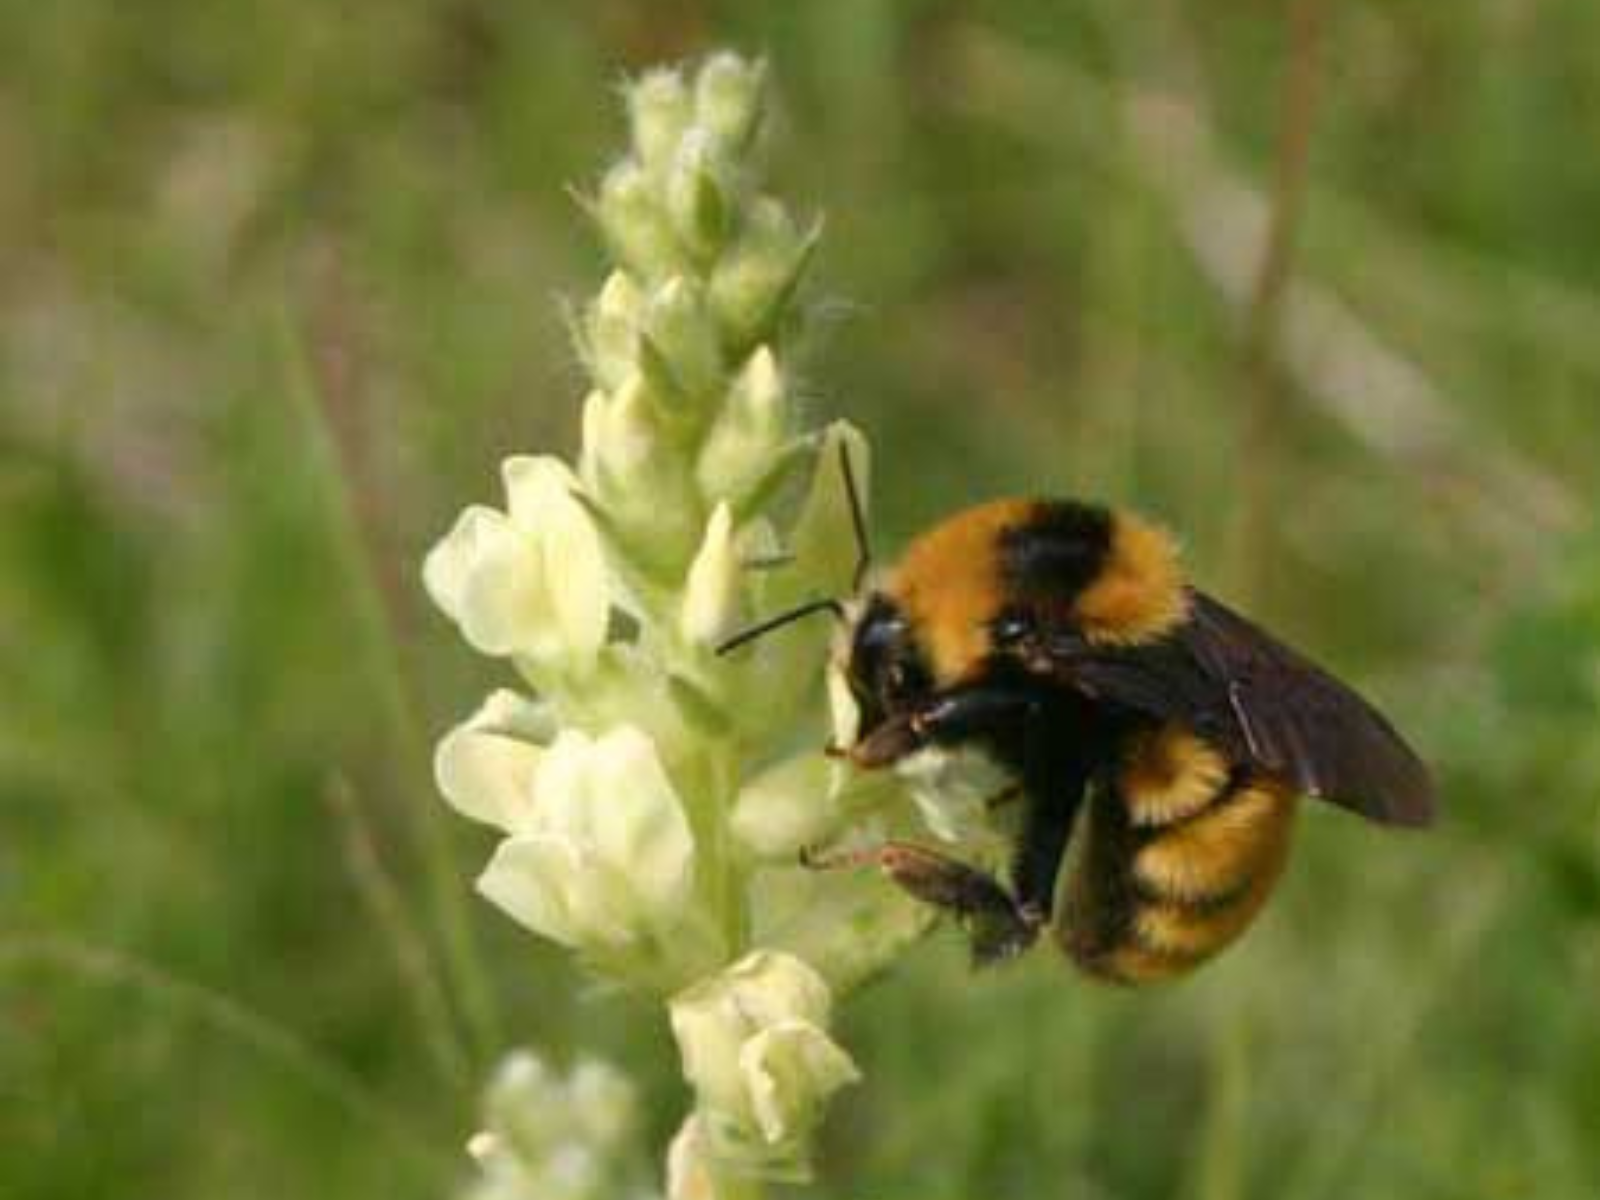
4, 2, 1599, 1197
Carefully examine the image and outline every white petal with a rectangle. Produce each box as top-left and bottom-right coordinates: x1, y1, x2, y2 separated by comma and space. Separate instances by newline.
477, 834, 628, 949
665, 1116, 717, 1200
739, 1020, 860, 1145
583, 728, 695, 912
668, 950, 837, 1126
501, 455, 580, 530
825, 662, 861, 751
434, 690, 552, 831
499, 456, 610, 666
670, 989, 755, 1121
540, 496, 609, 668
452, 515, 550, 657
422, 505, 503, 624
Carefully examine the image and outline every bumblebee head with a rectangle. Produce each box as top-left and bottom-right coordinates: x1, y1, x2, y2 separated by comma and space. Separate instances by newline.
843, 592, 934, 740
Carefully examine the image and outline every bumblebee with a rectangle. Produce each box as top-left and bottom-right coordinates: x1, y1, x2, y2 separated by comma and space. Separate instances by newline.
721, 454, 1436, 984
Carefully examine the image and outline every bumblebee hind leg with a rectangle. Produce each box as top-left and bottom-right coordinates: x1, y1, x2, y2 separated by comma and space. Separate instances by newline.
803, 840, 1040, 965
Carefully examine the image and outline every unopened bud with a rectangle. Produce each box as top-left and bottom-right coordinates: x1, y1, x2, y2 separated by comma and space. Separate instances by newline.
628, 68, 693, 169
581, 271, 646, 394
709, 199, 818, 355
696, 346, 788, 504
694, 52, 767, 155
642, 277, 725, 414
597, 161, 680, 282
679, 503, 742, 647
666, 132, 732, 265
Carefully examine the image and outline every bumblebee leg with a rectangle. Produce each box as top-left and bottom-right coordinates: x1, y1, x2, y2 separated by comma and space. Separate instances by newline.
1010, 703, 1092, 923
910, 685, 1039, 747
804, 840, 1040, 965
1011, 791, 1077, 925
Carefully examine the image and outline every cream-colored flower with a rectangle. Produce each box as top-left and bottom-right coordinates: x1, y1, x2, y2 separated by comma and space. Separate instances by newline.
434, 689, 555, 830
669, 951, 859, 1174
477, 726, 696, 951
423, 456, 607, 672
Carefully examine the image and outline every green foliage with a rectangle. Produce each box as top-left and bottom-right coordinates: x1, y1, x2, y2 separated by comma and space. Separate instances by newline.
3, 4, 1598, 1198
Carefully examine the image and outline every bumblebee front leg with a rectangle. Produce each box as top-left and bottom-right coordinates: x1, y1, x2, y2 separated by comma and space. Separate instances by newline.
804, 841, 1041, 965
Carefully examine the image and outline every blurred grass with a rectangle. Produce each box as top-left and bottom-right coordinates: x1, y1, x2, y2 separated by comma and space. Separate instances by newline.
3, 2, 1599, 1198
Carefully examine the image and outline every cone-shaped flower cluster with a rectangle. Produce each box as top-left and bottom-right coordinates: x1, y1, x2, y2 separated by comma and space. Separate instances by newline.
427, 54, 942, 1187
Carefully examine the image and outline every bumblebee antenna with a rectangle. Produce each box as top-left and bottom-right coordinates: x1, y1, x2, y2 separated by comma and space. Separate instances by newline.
838, 440, 872, 592
714, 597, 847, 656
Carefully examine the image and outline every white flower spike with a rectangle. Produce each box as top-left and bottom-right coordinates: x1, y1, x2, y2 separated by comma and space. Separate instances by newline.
431, 53, 950, 1199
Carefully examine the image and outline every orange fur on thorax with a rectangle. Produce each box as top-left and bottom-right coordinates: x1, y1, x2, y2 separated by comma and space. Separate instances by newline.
1074, 513, 1189, 646
888, 498, 1031, 684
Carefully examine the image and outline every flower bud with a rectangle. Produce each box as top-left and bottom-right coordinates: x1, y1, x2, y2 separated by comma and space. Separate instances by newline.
628, 67, 693, 170
580, 381, 706, 575
422, 457, 608, 673
695, 347, 788, 505
435, 689, 556, 830
581, 271, 646, 394
641, 276, 725, 414
597, 160, 681, 282
477, 726, 697, 952
669, 951, 859, 1177
709, 199, 817, 356
680, 503, 742, 647
694, 52, 766, 156
666, 131, 733, 266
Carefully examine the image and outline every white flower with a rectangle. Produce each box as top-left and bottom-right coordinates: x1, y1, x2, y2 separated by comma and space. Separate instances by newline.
423, 456, 608, 672
669, 951, 860, 1176
477, 726, 696, 951
434, 689, 555, 830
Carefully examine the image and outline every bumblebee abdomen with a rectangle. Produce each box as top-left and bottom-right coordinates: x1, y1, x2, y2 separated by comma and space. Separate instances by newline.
1056, 741, 1297, 986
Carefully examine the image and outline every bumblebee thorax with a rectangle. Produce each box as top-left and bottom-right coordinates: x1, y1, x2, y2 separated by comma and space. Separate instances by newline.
883, 497, 1189, 685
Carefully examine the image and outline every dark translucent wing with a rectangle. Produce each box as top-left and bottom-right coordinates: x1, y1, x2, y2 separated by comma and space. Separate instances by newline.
1062, 590, 1436, 827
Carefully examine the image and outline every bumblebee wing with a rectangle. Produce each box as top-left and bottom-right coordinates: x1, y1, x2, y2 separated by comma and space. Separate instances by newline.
1068, 590, 1436, 828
